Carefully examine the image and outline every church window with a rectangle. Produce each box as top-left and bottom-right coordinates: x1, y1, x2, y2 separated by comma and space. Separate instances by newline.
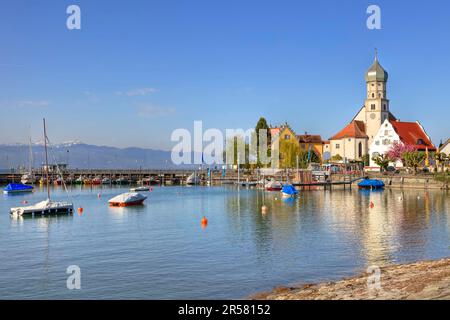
371, 104, 376, 110
383, 104, 387, 110
372, 93, 375, 98
336, 144, 340, 149
358, 142, 363, 158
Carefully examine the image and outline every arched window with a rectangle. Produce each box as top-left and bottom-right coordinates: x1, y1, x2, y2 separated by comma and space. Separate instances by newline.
372, 93, 375, 98
358, 142, 363, 158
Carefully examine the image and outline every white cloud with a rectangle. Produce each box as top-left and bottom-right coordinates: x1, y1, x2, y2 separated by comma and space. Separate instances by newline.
17, 100, 50, 108
136, 105, 176, 118
117, 87, 159, 96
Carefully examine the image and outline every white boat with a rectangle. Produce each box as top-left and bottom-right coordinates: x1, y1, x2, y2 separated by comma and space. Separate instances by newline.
102, 177, 111, 184
108, 192, 147, 207
9, 119, 73, 217
265, 179, 283, 191
130, 186, 150, 192
10, 199, 73, 217
186, 172, 200, 185
21, 173, 36, 185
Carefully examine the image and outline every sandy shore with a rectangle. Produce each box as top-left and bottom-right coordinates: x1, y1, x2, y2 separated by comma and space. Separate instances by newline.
252, 258, 450, 300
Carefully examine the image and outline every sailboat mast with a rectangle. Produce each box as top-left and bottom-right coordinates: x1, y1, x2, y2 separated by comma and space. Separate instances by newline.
43, 118, 51, 200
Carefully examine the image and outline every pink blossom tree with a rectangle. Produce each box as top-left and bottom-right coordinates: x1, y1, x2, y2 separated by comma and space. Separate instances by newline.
387, 141, 415, 164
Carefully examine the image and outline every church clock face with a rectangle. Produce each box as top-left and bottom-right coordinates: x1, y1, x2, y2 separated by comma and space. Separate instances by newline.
370, 113, 376, 120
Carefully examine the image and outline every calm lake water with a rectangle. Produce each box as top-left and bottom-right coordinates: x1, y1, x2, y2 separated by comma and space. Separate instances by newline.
0, 185, 449, 299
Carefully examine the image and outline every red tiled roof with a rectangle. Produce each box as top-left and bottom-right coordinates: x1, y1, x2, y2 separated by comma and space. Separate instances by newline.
330, 120, 368, 140
297, 134, 323, 143
269, 128, 280, 136
390, 121, 436, 151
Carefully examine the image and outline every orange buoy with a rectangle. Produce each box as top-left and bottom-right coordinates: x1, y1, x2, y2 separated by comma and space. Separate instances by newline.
77, 207, 84, 213
201, 216, 208, 227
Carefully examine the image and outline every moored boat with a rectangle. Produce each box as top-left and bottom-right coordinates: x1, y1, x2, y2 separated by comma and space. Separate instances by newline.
108, 192, 147, 207
265, 179, 283, 191
102, 177, 111, 185
186, 172, 200, 185
21, 173, 36, 185
3, 183, 34, 195
9, 119, 73, 217
130, 186, 150, 192
281, 184, 298, 198
358, 179, 385, 190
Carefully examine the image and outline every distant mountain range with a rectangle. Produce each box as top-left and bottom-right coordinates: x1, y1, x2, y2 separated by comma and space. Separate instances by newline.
0, 142, 198, 170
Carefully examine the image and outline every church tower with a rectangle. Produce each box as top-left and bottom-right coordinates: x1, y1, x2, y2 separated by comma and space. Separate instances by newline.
364, 51, 390, 145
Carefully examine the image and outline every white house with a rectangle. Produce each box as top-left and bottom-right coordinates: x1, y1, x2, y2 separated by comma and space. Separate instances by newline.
368, 119, 436, 170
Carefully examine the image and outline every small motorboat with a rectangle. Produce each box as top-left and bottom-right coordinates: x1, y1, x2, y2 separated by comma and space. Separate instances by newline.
21, 173, 36, 185
92, 176, 102, 185
186, 172, 200, 185
265, 179, 283, 191
130, 186, 150, 192
3, 183, 34, 195
75, 176, 84, 184
115, 177, 130, 185
281, 184, 298, 198
108, 192, 147, 207
10, 199, 73, 217
102, 177, 111, 185
54, 177, 63, 186
358, 179, 385, 190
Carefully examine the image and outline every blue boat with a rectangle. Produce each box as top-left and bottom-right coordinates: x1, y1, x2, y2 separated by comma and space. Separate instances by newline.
357, 179, 385, 190
3, 183, 34, 195
281, 184, 298, 198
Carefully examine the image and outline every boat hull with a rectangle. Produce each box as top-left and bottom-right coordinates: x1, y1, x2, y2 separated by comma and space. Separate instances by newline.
109, 200, 145, 207
266, 187, 282, 191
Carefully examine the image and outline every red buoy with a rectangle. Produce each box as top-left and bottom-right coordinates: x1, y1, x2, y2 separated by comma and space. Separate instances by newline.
201, 216, 208, 228
369, 201, 374, 209
77, 207, 84, 213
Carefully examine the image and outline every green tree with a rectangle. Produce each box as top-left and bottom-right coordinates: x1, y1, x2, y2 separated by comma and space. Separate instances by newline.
403, 151, 426, 174
279, 139, 300, 168
297, 150, 321, 169
372, 154, 390, 172
225, 135, 250, 168
255, 117, 271, 167
331, 154, 343, 162
361, 154, 370, 166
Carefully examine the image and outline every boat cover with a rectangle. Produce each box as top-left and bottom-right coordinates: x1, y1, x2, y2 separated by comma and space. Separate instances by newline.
358, 179, 385, 188
282, 185, 298, 195
108, 192, 147, 204
4, 183, 33, 191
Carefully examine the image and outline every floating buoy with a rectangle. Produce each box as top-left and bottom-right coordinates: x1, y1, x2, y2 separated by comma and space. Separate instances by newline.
77, 207, 84, 213
201, 216, 208, 227
261, 205, 268, 214
369, 201, 374, 209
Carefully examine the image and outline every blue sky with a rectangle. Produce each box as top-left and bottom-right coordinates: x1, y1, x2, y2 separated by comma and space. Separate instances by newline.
1, 0, 449, 150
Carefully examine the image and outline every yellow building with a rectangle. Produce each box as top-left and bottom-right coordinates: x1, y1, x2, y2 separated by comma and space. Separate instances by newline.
297, 134, 324, 161
270, 123, 299, 168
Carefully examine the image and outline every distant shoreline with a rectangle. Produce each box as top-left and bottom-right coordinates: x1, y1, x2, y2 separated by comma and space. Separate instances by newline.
251, 258, 450, 300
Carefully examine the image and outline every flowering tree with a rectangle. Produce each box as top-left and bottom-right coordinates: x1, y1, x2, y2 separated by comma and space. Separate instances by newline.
387, 141, 415, 164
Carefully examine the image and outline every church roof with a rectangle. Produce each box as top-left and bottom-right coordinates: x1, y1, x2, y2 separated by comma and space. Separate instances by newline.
390, 120, 436, 151
330, 120, 368, 140
365, 55, 388, 82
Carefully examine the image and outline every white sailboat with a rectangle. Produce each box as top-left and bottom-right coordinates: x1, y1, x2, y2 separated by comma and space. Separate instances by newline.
21, 133, 36, 184
10, 119, 73, 217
